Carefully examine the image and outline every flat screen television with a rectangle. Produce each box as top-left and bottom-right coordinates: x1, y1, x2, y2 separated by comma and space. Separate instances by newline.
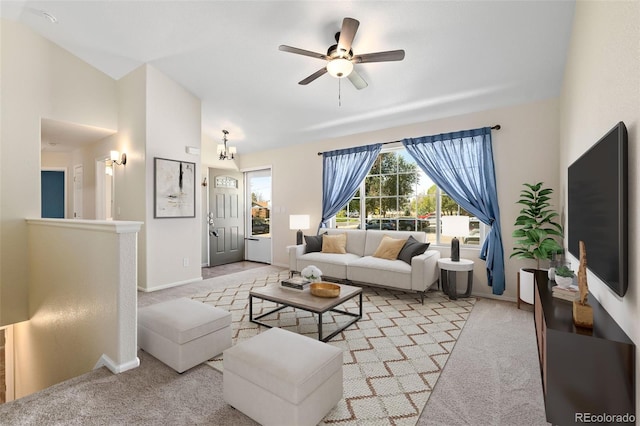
568, 121, 628, 297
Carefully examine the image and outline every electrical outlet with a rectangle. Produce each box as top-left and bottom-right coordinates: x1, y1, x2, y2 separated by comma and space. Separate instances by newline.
183, 257, 189, 267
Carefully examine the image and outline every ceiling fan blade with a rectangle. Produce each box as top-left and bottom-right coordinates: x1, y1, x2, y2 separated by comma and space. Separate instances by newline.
337, 17, 359, 55
279, 45, 329, 60
299, 67, 328, 85
353, 49, 405, 63
347, 69, 368, 90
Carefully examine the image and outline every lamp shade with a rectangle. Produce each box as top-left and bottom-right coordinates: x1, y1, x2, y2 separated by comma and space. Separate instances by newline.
289, 215, 310, 230
110, 150, 120, 162
326, 58, 354, 78
441, 216, 470, 237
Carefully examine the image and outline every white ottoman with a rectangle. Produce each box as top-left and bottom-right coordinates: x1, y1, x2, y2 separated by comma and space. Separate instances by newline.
223, 328, 343, 426
138, 297, 231, 373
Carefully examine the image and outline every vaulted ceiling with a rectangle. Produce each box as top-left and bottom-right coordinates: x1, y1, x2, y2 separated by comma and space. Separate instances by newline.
2, 1, 576, 154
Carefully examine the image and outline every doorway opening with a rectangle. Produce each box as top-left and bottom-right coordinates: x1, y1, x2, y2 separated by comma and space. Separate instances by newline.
245, 168, 272, 264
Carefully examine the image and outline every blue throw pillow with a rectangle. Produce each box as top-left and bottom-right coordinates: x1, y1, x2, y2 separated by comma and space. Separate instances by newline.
397, 236, 430, 264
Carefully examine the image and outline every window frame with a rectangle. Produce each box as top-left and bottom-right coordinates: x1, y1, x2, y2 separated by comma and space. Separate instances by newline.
332, 146, 487, 248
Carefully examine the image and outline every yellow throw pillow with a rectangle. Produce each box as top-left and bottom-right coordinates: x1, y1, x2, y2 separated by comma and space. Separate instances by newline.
373, 235, 407, 260
321, 233, 347, 254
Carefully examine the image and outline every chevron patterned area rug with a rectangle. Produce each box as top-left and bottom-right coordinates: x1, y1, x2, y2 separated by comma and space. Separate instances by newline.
191, 272, 475, 426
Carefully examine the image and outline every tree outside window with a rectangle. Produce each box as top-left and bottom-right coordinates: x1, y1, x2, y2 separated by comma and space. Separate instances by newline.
333, 148, 484, 246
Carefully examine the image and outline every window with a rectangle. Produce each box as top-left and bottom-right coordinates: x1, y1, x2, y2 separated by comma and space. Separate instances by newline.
333, 147, 485, 246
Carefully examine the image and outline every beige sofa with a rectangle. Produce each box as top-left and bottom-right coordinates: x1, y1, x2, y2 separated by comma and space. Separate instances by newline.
287, 229, 440, 302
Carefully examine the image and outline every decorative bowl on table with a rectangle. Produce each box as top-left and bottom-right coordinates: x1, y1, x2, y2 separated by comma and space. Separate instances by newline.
310, 282, 341, 298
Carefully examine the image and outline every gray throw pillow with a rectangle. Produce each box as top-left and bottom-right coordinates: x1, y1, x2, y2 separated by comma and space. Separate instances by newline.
397, 236, 430, 264
304, 234, 324, 253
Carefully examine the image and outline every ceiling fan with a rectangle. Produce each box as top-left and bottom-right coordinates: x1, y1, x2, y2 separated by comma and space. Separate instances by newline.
279, 17, 405, 90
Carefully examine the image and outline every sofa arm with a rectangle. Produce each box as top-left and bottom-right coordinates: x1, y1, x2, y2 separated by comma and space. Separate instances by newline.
287, 244, 306, 273
410, 250, 441, 292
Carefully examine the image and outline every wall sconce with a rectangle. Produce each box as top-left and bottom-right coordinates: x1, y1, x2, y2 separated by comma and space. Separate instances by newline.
289, 214, 310, 245
217, 130, 237, 160
110, 150, 127, 166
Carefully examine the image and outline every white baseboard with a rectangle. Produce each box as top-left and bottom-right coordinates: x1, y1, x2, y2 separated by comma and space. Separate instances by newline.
94, 354, 140, 374
138, 276, 203, 292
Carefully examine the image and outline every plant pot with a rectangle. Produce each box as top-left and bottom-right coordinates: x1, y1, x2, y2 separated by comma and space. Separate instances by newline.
555, 276, 574, 288
518, 268, 536, 305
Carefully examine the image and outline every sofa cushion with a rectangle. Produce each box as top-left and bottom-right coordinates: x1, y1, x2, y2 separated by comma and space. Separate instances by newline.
322, 233, 347, 254
348, 256, 412, 290
397, 236, 430, 264
372, 235, 407, 260
363, 230, 427, 256
304, 234, 324, 253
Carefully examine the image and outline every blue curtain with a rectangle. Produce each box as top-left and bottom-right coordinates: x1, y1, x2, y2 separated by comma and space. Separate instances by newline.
321, 144, 382, 229
403, 128, 505, 295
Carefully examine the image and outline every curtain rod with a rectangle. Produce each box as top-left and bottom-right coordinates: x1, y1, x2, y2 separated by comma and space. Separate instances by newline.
317, 124, 501, 156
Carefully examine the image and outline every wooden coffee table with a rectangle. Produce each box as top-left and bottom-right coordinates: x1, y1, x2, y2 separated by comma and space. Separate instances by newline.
249, 283, 363, 342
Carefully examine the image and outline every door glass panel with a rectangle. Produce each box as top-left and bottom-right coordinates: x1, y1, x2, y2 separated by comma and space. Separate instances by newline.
247, 170, 271, 237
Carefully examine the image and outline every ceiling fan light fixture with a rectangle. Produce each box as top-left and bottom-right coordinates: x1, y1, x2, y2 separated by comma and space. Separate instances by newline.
327, 58, 354, 78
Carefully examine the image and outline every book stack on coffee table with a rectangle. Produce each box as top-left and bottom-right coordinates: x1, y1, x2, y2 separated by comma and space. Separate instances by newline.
280, 276, 312, 291
552, 284, 579, 302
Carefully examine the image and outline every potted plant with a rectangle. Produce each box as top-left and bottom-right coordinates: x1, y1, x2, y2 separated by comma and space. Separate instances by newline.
554, 265, 575, 288
510, 182, 564, 305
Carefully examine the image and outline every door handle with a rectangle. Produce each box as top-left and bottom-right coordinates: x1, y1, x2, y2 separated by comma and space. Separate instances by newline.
245, 238, 259, 241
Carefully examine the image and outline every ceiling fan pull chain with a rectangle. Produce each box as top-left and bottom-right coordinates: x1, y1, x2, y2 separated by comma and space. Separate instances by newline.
338, 78, 342, 107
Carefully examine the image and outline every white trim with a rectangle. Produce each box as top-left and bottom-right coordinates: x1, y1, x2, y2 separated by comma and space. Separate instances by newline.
26, 218, 142, 234
94, 354, 140, 374
137, 276, 203, 292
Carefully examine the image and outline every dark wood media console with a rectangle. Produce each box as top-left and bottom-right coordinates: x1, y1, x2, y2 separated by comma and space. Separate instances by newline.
533, 270, 635, 424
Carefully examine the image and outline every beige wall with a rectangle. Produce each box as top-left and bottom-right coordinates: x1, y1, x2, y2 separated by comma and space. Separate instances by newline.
143, 65, 202, 290
559, 0, 639, 407
0, 20, 118, 325
239, 97, 561, 300
14, 220, 140, 398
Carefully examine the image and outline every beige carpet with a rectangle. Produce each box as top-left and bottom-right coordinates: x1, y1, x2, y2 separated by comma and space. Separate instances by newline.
191, 272, 476, 425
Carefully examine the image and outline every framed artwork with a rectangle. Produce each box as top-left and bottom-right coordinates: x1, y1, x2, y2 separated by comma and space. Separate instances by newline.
154, 157, 196, 218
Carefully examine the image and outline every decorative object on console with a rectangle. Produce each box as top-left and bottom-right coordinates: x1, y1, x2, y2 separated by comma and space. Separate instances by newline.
511, 182, 564, 307
573, 241, 593, 329
289, 214, 310, 245
552, 284, 579, 302
554, 264, 574, 288
301, 265, 322, 283
217, 129, 236, 160
441, 215, 469, 262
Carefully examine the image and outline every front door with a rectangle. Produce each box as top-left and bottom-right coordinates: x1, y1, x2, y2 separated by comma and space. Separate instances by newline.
208, 168, 245, 266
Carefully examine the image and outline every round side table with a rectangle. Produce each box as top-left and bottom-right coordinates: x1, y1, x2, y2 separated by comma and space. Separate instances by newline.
437, 257, 474, 300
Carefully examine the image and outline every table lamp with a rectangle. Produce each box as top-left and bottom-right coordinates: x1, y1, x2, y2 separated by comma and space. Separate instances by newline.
289, 214, 310, 245
441, 215, 470, 262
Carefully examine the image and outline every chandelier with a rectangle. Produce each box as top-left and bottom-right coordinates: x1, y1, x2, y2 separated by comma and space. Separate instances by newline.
217, 129, 236, 160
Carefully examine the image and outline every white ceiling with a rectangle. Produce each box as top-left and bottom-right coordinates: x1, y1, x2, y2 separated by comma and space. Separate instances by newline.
3, 1, 576, 154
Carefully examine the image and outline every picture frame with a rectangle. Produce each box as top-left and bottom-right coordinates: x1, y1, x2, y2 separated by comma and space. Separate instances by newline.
154, 157, 196, 218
